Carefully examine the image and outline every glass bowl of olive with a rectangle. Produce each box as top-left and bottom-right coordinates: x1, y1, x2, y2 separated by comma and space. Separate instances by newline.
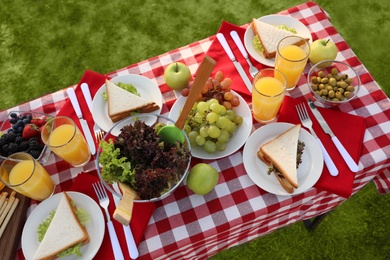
307, 60, 361, 107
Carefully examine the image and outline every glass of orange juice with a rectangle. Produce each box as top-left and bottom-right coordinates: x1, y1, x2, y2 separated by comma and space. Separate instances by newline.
275, 36, 310, 90
252, 68, 287, 123
0, 152, 55, 201
41, 116, 91, 167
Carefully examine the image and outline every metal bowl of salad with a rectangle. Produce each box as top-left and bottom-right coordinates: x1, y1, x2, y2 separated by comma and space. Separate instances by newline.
95, 114, 192, 202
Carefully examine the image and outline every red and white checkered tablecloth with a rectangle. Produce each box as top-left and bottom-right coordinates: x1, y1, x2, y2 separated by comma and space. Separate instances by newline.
2, 1, 390, 260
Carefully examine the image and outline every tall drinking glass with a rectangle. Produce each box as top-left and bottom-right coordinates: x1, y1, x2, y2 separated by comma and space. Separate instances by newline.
0, 152, 55, 201
252, 68, 287, 123
41, 116, 91, 167
275, 36, 310, 90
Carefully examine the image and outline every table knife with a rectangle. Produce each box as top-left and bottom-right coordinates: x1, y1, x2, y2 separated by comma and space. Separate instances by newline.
308, 99, 359, 172
66, 87, 96, 155
216, 33, 252, 93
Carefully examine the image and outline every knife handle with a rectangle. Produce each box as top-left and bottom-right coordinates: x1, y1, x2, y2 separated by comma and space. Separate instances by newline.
66, 88, 82, 118
81, 83, 93, 114
331, 136, 360, 172
216, 33, 235, 61
230, 31, 248, 58
316, 138, 338, 176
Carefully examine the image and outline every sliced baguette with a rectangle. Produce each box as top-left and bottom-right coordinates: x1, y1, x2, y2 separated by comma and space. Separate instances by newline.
106, 79, 159, 122
251, 18, 309, 59
257, 124, 301, 192
32, 192, 89, 260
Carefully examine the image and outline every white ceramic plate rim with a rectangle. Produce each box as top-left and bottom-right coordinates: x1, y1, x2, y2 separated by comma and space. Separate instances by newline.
92, 74, 163, 132
243, 122, 323, 196
244, 15, 313, 67
169, 90, 252, 160
22, 192, 105, 260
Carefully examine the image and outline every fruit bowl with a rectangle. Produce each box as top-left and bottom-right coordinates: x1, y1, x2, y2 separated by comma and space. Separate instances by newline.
307, 60, 361, 107
0, 111, 52, 164
96, 114, 192, 202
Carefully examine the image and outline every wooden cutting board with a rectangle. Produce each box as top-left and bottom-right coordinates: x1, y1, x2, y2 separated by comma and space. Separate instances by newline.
0, 187, 30, 260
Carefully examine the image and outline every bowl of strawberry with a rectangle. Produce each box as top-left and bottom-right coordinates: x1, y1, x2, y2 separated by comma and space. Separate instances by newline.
0, 111, 52, 164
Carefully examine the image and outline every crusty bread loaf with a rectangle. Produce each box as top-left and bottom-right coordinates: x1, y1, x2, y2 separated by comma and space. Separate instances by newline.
106, 79, 159, 122
251, 18, 309, 59
258, 124, 301, 191
32, 192, 89, 260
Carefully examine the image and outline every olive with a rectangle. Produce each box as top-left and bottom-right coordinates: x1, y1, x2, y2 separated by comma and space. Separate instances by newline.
346, 85, 355, 92
311, 84, 318, 91
337, 88, 345, 94
335, 75, 341, 81
319, 84, 325, 90
311, 76, 318, 84
345, 78, 352, 84
335, 91, 343, 100
339, 81, 348, 89
344, 91, 353, 98
321, 77, 329, 84
331, 68, 339, 75
332, 98, 340, 102
341, 74, 348, 80
318, 71, 325, 78
329, 78, 337, 87
320, 89, 328, 96
326, 85, 333, 91
328, 90, 335, 98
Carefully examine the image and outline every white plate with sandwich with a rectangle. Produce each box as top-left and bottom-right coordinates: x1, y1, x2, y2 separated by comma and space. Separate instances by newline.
169, 90, 252, 160
22, 192, 105, 260
244, 15, 313, 67
92, 74, 163, 132
243, 123, 323, 196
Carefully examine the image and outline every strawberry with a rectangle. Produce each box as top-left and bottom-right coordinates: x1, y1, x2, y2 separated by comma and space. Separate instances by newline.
30, 118, 41, 126
22, 124, 40, 139
38, 116, 52, 126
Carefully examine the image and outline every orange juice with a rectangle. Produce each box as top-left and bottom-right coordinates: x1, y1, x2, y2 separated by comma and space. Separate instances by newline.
252, 76, 286, 122
49, 124, 90, 167
8, 159, 54, 201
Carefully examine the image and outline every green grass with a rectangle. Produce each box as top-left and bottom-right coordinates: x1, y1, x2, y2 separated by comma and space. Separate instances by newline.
1, 0, 389, 259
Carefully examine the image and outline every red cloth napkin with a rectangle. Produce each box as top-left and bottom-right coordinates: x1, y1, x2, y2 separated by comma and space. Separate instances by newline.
278, 96, 366, 198
206, 21, 267, 102
69, 171, 156, 260
56, 70, 109, 146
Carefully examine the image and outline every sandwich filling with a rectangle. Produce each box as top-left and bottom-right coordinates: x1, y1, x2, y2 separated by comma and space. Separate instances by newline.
267, 140, 305, 177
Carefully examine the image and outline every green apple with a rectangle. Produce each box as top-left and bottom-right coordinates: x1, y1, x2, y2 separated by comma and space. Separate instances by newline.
187, 163, 219, 195
309, 39, 338, 68
164, 62, 192, 90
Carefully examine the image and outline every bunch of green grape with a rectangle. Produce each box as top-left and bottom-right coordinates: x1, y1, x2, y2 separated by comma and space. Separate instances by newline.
183, 98, 243, 153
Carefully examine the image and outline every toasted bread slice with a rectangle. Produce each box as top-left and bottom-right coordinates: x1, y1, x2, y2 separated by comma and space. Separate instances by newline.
32, 192, 89, 260
106, 79, 159, 122
251, 18, 309, 59
257, 124, 301, 192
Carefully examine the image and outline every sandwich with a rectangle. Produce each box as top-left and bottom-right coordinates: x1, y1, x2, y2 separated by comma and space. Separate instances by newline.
251, 18, 309, 59
257, 124, 305, 193
32, 192, 90, 260
106, 79, 160, 122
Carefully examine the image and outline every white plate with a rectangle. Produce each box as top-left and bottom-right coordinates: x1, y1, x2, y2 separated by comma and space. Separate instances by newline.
169, 91, 252, 160
244, 15, 313, 67
22, 192, 105, 260
92, 74, 163, 132
243, 123, 323, 196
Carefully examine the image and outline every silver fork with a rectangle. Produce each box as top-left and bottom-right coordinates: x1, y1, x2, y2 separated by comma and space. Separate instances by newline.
94, 124, 106, 144
93, 181, 124, 260
295, 103, 338, 176
230, 30, 259, 78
